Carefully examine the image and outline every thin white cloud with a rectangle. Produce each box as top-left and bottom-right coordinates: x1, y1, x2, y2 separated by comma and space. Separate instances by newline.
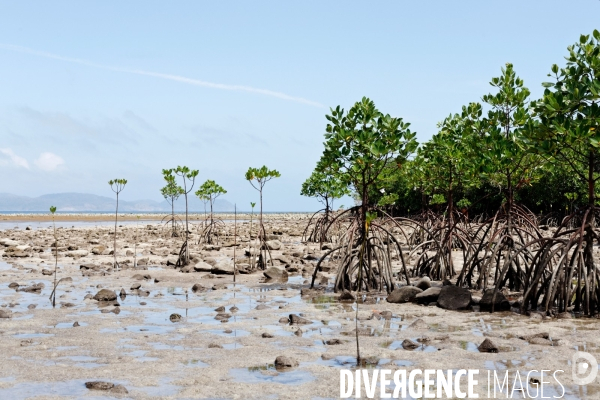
0, 44, 325, 108
0, 148, 29, 169
34, 152, 65, 171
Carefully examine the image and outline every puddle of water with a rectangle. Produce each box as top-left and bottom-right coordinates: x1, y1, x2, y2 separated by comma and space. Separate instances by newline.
459, 340, 479, 352
380, 339, 437, 352
205, 329, 250, 337
230, 364, 314, 384
13, 333, 54, 339
49, 322, 88, 329
150, 342, 184, 351
0, 261, 13, 271
124, 350, 159, 362
222, 342, 244, 350
135, 377, 180, 397
0, 379, 126, 398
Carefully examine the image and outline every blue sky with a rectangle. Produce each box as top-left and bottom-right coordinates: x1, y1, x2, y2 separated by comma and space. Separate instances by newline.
0, 1, 598, 211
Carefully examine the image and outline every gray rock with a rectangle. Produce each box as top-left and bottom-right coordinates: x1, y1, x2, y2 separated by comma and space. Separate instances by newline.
274, 356, 299, 369
215, 313, 231, 320
407, 318, 429, 330
0, 309, 12, 318
479, 289, 511, 312
211, 261, 235, 275
170, 313, 182, 323
529, 337, 553, 346
415, 276, 431, 290
191, 283, 208, 293
262, 332, 274, 338
265, 240, 283, 250
41, 269, 53, 276
338, 290, 356, 302
93, 289, 117, 302
387, 286, 422, 303
194, 261, 213, 272
85, 381, 114, 391
415, 287, 442, 304
263, 267, 288, 280
436, 285, 472, 310
402, 339, 420, 350
208, 342, 223, 349
289, 314, 312, 325
85, 381, 128, 394
478, 338, 498, 353
130, 283, 141, 290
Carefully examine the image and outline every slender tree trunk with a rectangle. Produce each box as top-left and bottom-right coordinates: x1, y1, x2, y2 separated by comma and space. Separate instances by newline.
585, 151, 596, 315
52, 217, 57, 307
183, 178, 189, 265
233, 204, 237, 283
114, 193, 119, 269
171, 199, 175, 236
210, 198, 214, 243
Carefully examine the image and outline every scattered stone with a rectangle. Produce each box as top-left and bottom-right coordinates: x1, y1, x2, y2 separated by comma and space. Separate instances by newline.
262, 332, 274, 338
338, 290, 356, 302
191, 283, 208, 293
27, 304, 36, 309
519, 332, 549, 341
279, 317, 289, 323
274, 356, 299, 369
401, 339, 420, 350
194, 261, 213, 272
415, 287, 442, 304
387, 286, 422, 303
380, 310, 393, 320
41, 269, 53, 276
265, 240, 283, 250
211, 261, 235, 275
325, 339, 343, 345
85, 381, 128, 394
169, 313, 182, 323
479, 289, 511, 312
119, 288, 127, 298
130, 283, 141, 290
478, 338, 499, 353
229, 306, 239, 313
208, 343, 223, 349
529, 337, 553, 346
436, 285, 472, 310
20, 283, 44, 293
215, 313, 231, 321
73, 321, 80, 327
8, 282, 19, 289
263, 266, 288, 280
403, 319, 426, 330
415, 276, 431, 290
0, 310, 12, 318
255, 304, 269, 310
289, 314, 312, 325
93, 289, 117, 302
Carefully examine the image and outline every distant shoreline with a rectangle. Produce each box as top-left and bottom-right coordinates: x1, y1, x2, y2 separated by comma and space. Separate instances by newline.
0, 211, 314, 222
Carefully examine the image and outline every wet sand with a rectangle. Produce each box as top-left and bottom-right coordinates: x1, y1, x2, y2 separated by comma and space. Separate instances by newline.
0, 215, 599, 399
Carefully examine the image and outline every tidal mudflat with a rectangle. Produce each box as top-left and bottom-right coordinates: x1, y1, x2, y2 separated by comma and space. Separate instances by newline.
0, 214, 599, 399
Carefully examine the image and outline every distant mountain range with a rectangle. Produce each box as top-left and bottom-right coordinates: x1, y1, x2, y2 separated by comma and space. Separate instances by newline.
0, 193, 234, 212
